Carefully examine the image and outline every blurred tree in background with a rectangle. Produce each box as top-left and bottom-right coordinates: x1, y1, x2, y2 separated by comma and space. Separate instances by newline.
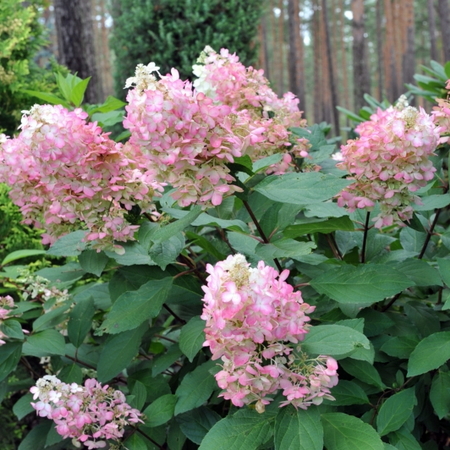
109, 0, 264, 99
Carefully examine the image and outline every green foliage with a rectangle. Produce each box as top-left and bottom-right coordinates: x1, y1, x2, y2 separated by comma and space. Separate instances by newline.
110, 0, 264, 99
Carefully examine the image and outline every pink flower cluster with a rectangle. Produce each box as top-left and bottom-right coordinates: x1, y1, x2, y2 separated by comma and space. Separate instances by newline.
30, 375, 142, 449
123, 63, 254, 207
337, 100, 439, 228
201, 254, 338, 412
0, 295, 27, 345
432, 79, 450, 144
193, 47, 310, 174
0, 105, 164, 252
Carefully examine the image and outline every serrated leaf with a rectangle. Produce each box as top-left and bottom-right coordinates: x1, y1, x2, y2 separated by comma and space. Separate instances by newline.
274, 406, 323, 450
152, 344, 182, 376
177, 407, 221, 445
0, 342, 22, 382
301, 324, 370, 357
199, 409, 274, 450
123, 433, 147, 450
322, 413, 384, 450
414, 194, 450, 211
380, 336, 419, 359
149, 233, 185, 270
377, 388, 417, 436
389, 427, 422, 450
32, 304, 69, 332
254, 172, 351, 205
18, 421, 52, 450
255, 239, 316, 261
104, 241, 155, 266
323, 380, 370, 406
179, 316, 205, 362
143, 394, 177, 427
58, 364, 83, 384
23, 329, 65, 357
175, 360, 218, 415
310, 264, 414, 305
97, 324, 147, 382
101, 278, 172, 334
394, 259, 442, 286
437, 258, 450, 287
284, 216, 354, 237
130, 380, 147, 411
78, 250, 109, 276
339, 359, 386, 390
0, 319, 24, 340
13, 393, 34, 420
68, 297, 95, 347
46, 230, 88, 256
407, 332, 450, 377
430, 371, 450, 419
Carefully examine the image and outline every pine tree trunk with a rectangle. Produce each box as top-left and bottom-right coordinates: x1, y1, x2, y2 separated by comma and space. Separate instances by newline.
402, 0, 415, 89
438, 0, 450, 62
339, 0, 350, 110
428, 0, 438, 61
376, 0, 384, 100
352, 0, 370, 111
54, 0, 102, 103
287, 0, 306, 114
277, 0, 285, 94
313, 0, 323, 123
322, 0, 339, 134
383, 0, 395, 102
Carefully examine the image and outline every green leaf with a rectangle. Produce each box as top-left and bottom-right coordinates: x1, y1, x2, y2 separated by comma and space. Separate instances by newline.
123, 433, 148, 450
22, 89, 70, 108
414, 194, 450, 211
301, 324, 370, 357
388, 427, 422, 450
78, 250, 109, 276
18, 421, 52, 450
394, 259, 442, 286
310, 264, 414, 305
46, 230, 88, 256
430, 371, 450, 419
70, 77, 90, 106
185, 231, 226, 260
95, 95, 126, 113
97, 324, 147, 382
177, 407, 221, 445
167, 420, 187, 450
274, 406, 323, 450
380, 336, 419, 359
255, 239, 316, 261
284, 216, 354, 237
58, 364, 83, 384
175, 360, 218, 415
143, 394, 177, 427
13, 393, 34, 420
36, 262, 85, 285
1, 249, 46, 266
131, 380, 147, 411
407, 332, 450, 377
105, 241, 155, 266
179, 316, 205, 362
68, 297, 96, 347
339, 359, 386, 390
149, 233, 185, 270
32, 304, 69, 333
91, 110, 124, 127
322, 413, 384, 450
152, 344, 183, 376
323, 380, 370, 406
151, 206, 202, 243
23, 329, 65, 357
253, 154, 284, 172
0, 342, 22, 381
101, 278, 172, 334
199, 409, 274, 450
377, 388, 417, 436
0, 319, 24, 340
437, 258, 450, 287
254, 172, 351, 205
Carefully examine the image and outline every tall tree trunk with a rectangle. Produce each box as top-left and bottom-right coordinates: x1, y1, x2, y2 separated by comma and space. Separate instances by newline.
438, 0, 450, 62
352, 0, 370, 111
428, 0, 438, 61
339, 0, 350, 110
319, 3, 332, 125
322, 0, 339, 134
277, 0, 285, 94
258, 16, 271, 79
402, 0, 415, 90
383, 0, 395, 102
287, 0, 306, 114
54, 0, 102, 103
376, 0, 384, 100
313, 0, 323, 123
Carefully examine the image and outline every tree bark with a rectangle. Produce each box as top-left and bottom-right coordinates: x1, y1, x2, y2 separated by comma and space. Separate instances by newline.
54, 0, 102, 103
287, 0, 306, 114
438, 0, 450, 62
428, 0, 438, 61
402, 0, 415, 89
351, 0, 370, 111
313, 0, 323, 123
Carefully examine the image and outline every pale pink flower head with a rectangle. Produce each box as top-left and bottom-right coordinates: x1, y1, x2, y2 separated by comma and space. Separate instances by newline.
337, 98, 439, 227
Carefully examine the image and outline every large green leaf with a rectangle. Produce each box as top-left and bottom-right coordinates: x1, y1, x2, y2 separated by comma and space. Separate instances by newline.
18, 421, 53, 450
177, 407, 221, 445
255, 239, 316, 261
1, 249, 46, 266
322, 413, 384, 450
101, 278, 172, 334
430, 371, 450, 419
407, 332, 450, 377
310, 264, 414, 304
274, 406, 323, 450
323, 380, 370, 406
0, 342, 22, 381
143, 394, 177, 427
301, 324, 370, 357
68, 296, 96, 347
22, 329, 65, 357
149, 233, 185, 270
175, 360, 218, 416
46, 231, 88, 256
284, 216, 354, 237
339, 359, 386, 390
13, 393, 34, 420
254, 172, 351, 205
179, 316, 206, 362
394, 259, 442, 287
97, 324, 147, 382
78, 250, 109, 276
199, 409, 274, 450
377, 388, 417, 436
